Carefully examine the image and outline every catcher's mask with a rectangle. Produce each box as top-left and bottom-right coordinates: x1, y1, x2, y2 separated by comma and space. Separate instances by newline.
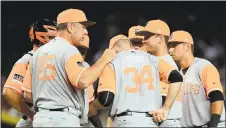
29, 19, 57, 46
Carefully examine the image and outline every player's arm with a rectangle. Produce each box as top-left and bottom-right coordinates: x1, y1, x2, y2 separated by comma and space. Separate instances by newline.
21, 63, 33, 103
77, 49, 116, 89
94, 64, 116, 110
88, 101, 103, 127
87, 85, 103, 127
107, 109, 113, 127
3, 63, 34, 119
66, 49, 115, 89
150, 58, 183, 122
158, 58, 183, 110
160, 81, 168, 104
200, 64, 225, 127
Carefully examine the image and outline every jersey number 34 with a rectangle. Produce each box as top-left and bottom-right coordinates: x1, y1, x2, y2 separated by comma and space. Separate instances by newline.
124, 65, 154, 93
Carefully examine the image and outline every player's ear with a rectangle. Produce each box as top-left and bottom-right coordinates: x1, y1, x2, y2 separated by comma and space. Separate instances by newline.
156, 34, 163, 44
112, 45, 120, 54
66, 22, 72, 34
184, 43, 190, 52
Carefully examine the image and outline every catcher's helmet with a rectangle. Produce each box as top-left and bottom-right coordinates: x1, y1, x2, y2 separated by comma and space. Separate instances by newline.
29, 19, 57, 46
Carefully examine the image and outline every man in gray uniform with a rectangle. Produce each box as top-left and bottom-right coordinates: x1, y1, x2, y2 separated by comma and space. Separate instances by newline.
3, 19, 57, 127
22, 9, 115, 127
168, 30, 225, 127
136, 20, 182, 127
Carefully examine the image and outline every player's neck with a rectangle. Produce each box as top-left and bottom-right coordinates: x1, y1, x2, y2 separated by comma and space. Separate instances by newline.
138, 45, 147, 52
155, 46, 168, 56
180, 53, 195, 69
57, 31, 74, 46
33, 44, 39, 52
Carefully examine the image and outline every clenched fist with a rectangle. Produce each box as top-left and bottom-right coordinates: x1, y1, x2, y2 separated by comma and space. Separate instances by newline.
101, 48, 116, 63
148, 107, 170, 123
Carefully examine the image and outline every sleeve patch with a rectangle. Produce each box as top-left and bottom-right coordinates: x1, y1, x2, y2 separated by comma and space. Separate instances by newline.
13, 74, 24, 82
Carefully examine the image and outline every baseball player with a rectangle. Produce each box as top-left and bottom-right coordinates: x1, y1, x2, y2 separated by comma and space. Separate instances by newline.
168, 30, 225, 127
78, 35, 103, 127
21, 9, 115, 127
96, 32, 142, 127
136, 20, 182, 127
94, 34, 183, 127
128, 25, 146, 51
96, 25, 147, 127
3, 19, 57, 127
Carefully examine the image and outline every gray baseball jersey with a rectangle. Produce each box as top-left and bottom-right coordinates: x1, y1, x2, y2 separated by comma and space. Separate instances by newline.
96, 50, 175, 116
4, 50, 34, 94
180, 57, 225, 127
160, 54, 182, 119
24, 37, 88, 119
4, 50, 34, 127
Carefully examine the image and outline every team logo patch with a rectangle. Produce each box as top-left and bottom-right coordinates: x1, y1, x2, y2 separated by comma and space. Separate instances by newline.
77, 62, 84, 67
135, 29, 140, 35
13, 74, 24, 82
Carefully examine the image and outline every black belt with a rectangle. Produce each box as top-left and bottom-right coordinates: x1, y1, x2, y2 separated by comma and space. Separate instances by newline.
22, 115, 28, 120
36, 107, 69, 112
116, 111, 153, 117
35, 107, 83, 119
193, 124, 207, 128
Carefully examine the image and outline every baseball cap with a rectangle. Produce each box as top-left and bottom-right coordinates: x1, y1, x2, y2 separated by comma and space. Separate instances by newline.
109, 34, 130, 49
168, 30, 194, 45
128, 25, 144, 41
57, 9, 96, 26
81, 35, 90, 49
136, 19, 170, 36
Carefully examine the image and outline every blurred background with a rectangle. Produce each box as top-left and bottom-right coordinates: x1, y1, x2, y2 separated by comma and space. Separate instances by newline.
1, 1, 225, 127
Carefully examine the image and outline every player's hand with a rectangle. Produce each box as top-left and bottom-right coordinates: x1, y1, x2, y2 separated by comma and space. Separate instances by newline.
101, 48, 116, 63
148, 107, 169, 123
28, 112, 35, 121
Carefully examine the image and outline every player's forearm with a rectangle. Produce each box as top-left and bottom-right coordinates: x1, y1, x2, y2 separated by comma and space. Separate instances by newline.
208, 90, 224, 115
162, 82, 182, 110
88, 101, 103, 127
208, 101, 224, 127
23, 91, 33, 103
107, 117, 113, 127
94, 98, 108, 110
3, 88, 34, 118
88, 101, 98, 117
78, 58, 109, 89
211, 101, 224, 115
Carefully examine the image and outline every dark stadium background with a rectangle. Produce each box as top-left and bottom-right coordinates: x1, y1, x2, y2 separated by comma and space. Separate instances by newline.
1, 1, 225, 127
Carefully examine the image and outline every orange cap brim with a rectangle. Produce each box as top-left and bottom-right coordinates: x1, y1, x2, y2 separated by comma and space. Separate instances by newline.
80, 21, 96, 27
129, 38, 143, 43
135, 28, 153, 36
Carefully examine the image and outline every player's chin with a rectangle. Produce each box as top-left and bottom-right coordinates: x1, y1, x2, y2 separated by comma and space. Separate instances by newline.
171, 55, 177, 60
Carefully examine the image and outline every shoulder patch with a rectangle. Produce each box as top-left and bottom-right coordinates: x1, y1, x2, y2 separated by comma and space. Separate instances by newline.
77, 62, 84, 67
13, 74, 24, 82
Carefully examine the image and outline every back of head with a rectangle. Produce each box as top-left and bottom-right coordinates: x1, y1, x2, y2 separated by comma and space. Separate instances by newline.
29, 19, 57, 47
114, 39, 133, 53
109, 34, 133, 53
